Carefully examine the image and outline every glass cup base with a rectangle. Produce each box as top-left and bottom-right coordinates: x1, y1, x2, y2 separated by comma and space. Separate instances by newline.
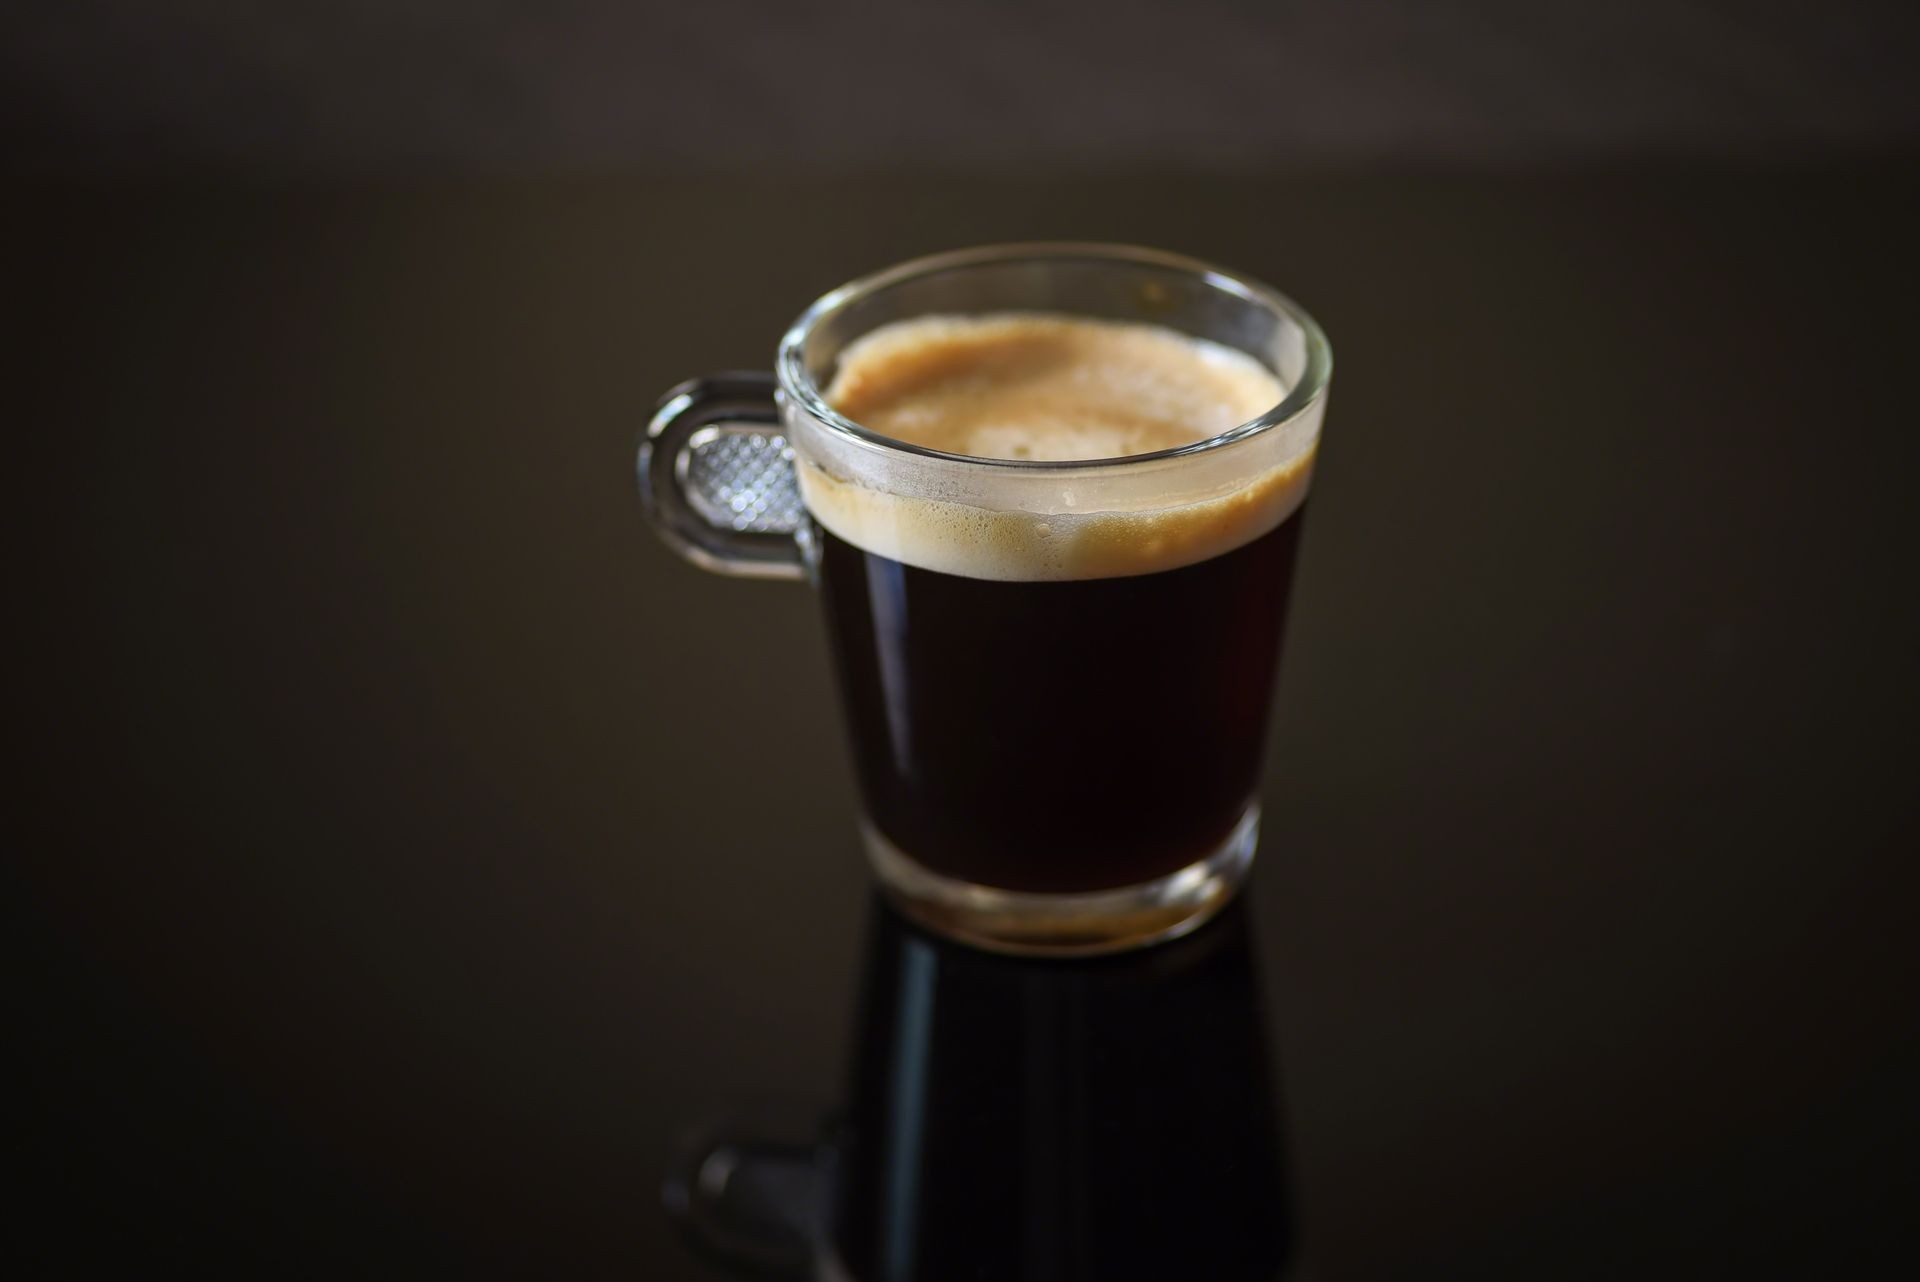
861, 806, 1259, 957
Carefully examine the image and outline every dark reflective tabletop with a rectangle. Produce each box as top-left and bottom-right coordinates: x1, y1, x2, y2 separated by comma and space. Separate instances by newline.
11, 166, 1916, 1279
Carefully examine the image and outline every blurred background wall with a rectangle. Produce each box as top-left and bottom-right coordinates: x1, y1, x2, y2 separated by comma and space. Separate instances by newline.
5, 0, 1917, 178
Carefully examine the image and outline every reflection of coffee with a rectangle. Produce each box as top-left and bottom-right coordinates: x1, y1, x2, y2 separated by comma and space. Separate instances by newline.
832, 897, 1292, 1279
810, 314, 1310, 894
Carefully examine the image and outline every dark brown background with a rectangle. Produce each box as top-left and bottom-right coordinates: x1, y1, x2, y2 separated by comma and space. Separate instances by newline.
8, 4, 1920, 1280
6, 0, 1920, 175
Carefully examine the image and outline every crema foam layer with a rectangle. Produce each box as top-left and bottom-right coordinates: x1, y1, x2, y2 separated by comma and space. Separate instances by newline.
801, 312, 1315, 581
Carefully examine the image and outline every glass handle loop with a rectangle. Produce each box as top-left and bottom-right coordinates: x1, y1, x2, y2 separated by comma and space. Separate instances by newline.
640, 372, 807, 580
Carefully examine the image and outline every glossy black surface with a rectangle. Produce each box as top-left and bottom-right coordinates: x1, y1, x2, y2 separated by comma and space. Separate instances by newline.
818, 516, 1302, 892
830, 898, 1288, 1280
10, 167, 1917, 1279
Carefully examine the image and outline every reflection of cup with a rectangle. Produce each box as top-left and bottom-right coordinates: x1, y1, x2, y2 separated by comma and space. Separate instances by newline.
663, 896, 1293, 1277
824, 895, 1292, 1281
640, 244, 1331, 955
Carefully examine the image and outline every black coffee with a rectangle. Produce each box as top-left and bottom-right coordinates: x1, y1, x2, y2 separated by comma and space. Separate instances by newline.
808, 312, 1309, 893
817, 515, 1301, 893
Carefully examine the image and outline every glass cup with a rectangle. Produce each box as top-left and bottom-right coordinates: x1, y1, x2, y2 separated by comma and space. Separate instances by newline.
639, 244, 1331, 955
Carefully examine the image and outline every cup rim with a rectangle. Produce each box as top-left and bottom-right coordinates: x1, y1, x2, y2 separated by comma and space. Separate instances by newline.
775, 242, 1333, 474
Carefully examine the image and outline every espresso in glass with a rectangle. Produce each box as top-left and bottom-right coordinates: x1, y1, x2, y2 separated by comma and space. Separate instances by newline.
640, 244, 1330, 954
804, 314, 1310, 897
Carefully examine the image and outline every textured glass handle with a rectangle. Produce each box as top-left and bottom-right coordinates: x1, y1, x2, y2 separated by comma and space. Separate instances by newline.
639, 372, 807, 580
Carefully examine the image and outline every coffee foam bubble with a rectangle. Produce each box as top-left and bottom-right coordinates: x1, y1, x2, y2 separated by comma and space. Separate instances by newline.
797, 312, 1318, 582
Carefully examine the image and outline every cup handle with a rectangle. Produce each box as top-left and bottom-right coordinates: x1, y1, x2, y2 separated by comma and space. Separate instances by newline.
639, 372, 808, 580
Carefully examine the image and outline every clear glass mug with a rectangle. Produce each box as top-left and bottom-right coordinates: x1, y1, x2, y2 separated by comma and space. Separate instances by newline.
639, 244, 1331, 955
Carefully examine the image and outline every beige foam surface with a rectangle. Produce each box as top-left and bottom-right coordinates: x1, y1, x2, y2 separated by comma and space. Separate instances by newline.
825, 313, 1282, 461
804, 312, 1315, 581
